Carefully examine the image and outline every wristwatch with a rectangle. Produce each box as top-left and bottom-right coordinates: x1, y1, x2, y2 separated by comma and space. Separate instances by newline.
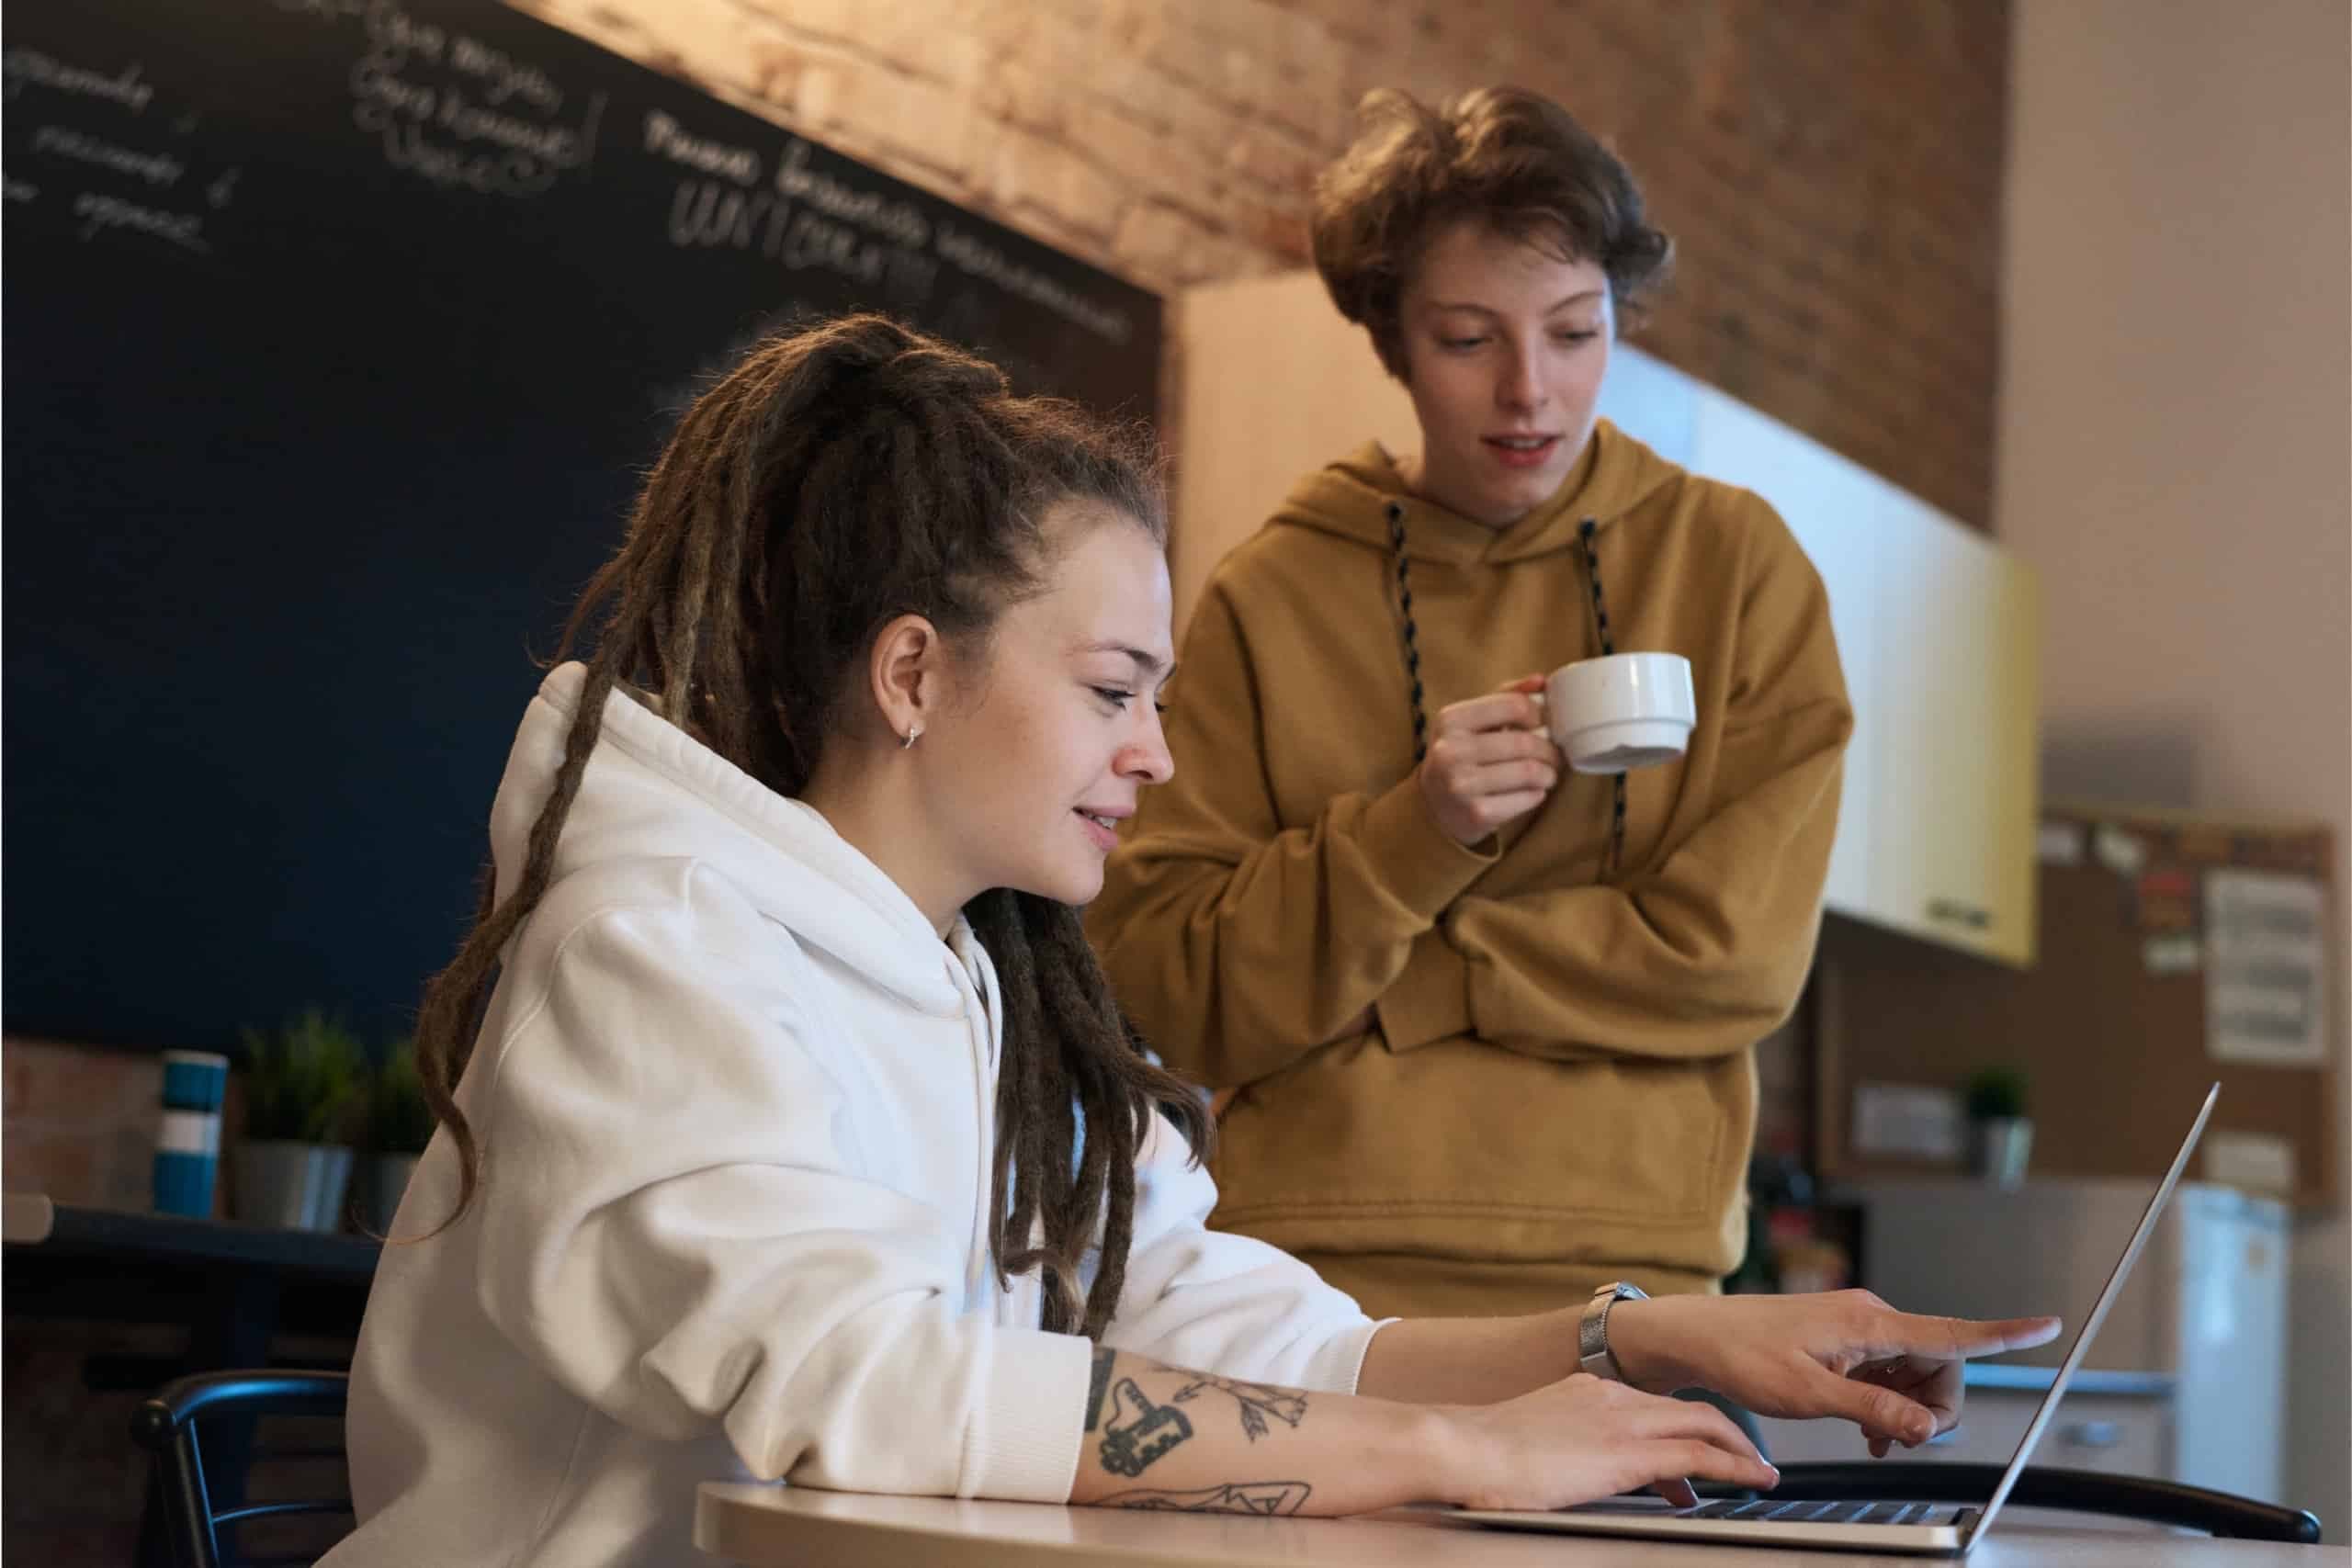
1577, 1280, 1648, 1383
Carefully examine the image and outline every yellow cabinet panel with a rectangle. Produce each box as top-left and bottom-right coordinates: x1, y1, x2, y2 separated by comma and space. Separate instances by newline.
1865, 493, 2042, 965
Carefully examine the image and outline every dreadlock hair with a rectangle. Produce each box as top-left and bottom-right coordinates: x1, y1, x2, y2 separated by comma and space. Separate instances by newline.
409, 312, 1213, 1339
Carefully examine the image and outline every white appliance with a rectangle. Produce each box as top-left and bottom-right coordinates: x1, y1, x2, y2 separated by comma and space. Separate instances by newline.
1842, 1179, 2290, 1504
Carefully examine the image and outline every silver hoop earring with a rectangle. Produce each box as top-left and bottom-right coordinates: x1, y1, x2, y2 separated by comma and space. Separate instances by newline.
900, 724, 922, 750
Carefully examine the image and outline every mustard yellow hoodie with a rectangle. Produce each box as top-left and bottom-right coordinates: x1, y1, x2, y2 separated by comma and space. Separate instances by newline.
1087, 422, 1853, 1317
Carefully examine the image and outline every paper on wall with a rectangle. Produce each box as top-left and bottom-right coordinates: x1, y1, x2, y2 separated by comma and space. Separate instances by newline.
2093, 823, 2148, 876
2036, 820, 2084, 865
1850, 1082, 1964, 1162
2203, 869, 2329, 1066
2203, 1130, 2297, 1198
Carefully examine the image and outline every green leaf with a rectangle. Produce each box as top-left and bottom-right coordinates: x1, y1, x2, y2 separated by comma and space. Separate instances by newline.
365, 1039, 437, 1154
1963, 1066, 2030, 1122
234, 1008, 367, 1144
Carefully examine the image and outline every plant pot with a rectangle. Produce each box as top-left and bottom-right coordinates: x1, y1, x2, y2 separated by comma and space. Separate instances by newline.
360, 1152, 421, 1235
1970, 1116, 2034, 1190
232, 1140, 355, 1232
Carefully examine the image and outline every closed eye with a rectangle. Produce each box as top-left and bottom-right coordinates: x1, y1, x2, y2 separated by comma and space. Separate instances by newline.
1091, 685, 1136, 710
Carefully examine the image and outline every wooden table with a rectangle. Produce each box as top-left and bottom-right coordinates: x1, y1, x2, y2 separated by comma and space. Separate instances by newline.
697, 1486, 2346, 1568
3, 1193, 379, 1371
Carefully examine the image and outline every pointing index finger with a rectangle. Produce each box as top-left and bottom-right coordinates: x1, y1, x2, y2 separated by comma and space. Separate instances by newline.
1897, 1314, 2064, 1360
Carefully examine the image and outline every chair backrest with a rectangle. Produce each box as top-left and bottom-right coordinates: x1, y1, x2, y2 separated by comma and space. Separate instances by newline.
1765, 1462, 2323, 1544
130, 1370, 353, 1568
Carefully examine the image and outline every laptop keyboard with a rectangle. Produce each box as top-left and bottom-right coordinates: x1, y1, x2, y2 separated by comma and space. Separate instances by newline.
1681, 1499, 1965, 1527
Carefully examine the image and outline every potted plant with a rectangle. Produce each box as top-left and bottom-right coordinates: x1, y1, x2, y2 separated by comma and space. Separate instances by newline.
1963, 1066, 2033, 1190
359, 1039, 435, 1234
232, 1009, 365, 1231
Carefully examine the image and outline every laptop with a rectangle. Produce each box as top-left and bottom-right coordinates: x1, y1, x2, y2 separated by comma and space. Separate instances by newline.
1452, 1082, 2222, 1554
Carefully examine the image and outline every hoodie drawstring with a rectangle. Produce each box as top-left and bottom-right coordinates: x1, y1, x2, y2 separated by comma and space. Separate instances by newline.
1577, 518, 1629, 879
1385, 500, 1430, 763
944, 944, 998, 1312
1388, 502, 1628, 881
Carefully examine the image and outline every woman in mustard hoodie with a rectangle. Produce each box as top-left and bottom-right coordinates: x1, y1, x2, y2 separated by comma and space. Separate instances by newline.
1088, 86, 1853, 1321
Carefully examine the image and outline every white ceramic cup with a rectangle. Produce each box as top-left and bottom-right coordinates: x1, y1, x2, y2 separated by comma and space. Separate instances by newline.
1542, 651, 1696, 774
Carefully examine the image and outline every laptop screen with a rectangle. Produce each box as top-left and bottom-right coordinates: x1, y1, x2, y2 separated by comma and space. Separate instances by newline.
1967, 1083, 2221, 1541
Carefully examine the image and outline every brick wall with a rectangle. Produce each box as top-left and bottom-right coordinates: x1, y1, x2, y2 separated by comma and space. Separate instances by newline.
3, 1039, 166, 1211
514, 0, 2009, 527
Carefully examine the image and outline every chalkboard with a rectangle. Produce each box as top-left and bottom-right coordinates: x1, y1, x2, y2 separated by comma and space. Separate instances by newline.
3, 0, 1161, 1052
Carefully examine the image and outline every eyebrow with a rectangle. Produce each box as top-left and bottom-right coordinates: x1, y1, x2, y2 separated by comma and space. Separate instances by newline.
1429, 289, 1605, 316
1080, 640, 1174, 680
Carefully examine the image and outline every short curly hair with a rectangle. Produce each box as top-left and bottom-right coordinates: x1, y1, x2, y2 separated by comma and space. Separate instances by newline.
1310, 86, 1673, 378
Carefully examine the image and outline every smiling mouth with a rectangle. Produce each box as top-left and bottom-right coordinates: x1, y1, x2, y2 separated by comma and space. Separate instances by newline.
1073, 808, 1125, 852
1487, 434, 1558, 451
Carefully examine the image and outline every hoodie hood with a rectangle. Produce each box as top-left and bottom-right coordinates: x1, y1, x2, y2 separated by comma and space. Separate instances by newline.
1269, 418, 1683, 567
484, 662, 969, 1018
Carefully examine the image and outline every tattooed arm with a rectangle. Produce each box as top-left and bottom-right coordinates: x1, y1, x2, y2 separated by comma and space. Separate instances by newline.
1065, 1346, 1776, 1517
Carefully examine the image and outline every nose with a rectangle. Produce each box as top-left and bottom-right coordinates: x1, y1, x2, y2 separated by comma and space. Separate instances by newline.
1498, 339, 1545, 413
1122, 705, 1175, 786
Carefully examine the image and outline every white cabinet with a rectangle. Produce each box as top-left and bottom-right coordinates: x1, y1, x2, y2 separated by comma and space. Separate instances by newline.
1169, 271, 2040, 965
1591, 337, 1697, 468
1680, 381, 1883, 928
1680, 384, 2041, 966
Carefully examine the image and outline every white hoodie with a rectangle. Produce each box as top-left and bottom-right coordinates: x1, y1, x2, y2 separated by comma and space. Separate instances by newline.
325, 664, 1380, 1567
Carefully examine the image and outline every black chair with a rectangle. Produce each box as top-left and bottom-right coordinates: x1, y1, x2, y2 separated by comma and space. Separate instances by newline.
1760, 1462, 2323, 1543
130, 1370, 353, 1568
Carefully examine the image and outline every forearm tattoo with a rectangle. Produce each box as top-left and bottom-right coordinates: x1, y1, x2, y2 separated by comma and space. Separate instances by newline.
1082, 1347, 1314, 1482
1095, 1375, 1195, 1477
1170, 1372, 1307, 1442
1085, 1346, 1118, 1432
1102, 1481, 1313, 1516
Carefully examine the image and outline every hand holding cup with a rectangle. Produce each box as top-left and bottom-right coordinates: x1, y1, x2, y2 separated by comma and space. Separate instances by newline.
1417, 674, 1563, 847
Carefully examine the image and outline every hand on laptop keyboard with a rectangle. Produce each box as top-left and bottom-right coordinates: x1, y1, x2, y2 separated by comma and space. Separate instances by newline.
1445, 1371, 1777, 1512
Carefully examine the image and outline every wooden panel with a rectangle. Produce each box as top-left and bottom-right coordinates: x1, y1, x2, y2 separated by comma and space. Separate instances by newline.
1817, 807, 2338, 1206
1170, 271, 1416, 640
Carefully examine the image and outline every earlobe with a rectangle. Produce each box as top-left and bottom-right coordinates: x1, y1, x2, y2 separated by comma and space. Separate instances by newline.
870, 613, 941, 745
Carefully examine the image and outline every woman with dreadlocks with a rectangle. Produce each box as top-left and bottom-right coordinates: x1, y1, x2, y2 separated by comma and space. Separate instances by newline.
1088, 87, 1855, 1324
328, 315, 2045, 1567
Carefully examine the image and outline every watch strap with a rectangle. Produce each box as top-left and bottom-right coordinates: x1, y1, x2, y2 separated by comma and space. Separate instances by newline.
1577, 1280, 1647, 1382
